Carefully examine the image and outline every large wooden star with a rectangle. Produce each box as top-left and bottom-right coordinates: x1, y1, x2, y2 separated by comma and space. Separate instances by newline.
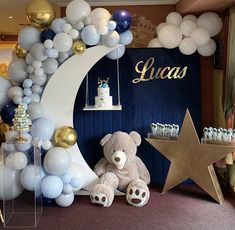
146, 110, 235, 204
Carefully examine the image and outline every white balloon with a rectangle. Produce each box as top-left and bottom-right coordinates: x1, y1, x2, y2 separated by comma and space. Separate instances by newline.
42, 58, 58, 75
67, 163, 86, 191
180, 20, 198, 37
6, 152, 28, 170
179, 38, 197, 55
197, 39, 216, 56
158, 24, 182, 49
29, 73, 47, 86
66, 0, 91, 25
63, 23, 72, 33
108, 21, 116, 31
25, 53, 34, 65
156, 22, 166, 35
0, 163, 24, 201
98, 26, 108, 35
148, 37, 163, 48
8, 86, 23, 100
18, 26, 40, 51
119, 30, 133, 45
42, 140, 52, 150
83, 16, 91, 26
32, 61, 42, 69
7, 59, 28, 84
55, 192, 74, 207
44, 39, 54, 49
197, 12, 223, 37
191, 27, 210, 46
28, 102, 44, 120
166, 12, 182, 26
106, 45, 126, 60
30, 43, 47, 61
53, 33, 73, 53
102, 31, 120, 47
183, 14, 197, 23
0, 78, 12, 111
69, 29, 79, 40
44, 147, 71, 175
90, 8, 111, 27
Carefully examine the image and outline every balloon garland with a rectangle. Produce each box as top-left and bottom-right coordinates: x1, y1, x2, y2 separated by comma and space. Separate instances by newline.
148, 11, 223, 56
0, 0, 133, 207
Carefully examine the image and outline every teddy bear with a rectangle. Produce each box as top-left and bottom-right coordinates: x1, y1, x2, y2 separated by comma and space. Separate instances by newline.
90, 131, 150, 207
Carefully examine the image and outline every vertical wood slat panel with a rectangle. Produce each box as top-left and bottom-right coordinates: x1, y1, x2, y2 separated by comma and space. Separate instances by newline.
74, 48, 201, 184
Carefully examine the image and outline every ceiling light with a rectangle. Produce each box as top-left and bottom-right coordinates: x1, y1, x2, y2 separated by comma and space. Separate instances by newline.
9, 16, 13, 19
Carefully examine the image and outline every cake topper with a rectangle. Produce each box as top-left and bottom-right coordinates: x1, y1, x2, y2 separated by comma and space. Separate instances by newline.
98, 78, 110, 88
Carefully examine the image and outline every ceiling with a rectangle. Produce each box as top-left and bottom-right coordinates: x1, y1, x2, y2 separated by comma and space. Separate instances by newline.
0, 0, 178, 36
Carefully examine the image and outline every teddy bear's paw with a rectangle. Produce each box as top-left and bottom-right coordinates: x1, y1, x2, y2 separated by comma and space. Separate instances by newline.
90, 193, 109, 207
126, 181, 150, 207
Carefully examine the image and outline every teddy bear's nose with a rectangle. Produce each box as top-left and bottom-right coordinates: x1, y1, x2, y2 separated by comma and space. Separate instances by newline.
114, 157, 120, 162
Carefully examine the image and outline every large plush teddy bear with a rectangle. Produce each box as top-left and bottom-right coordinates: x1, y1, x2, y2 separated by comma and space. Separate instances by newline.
90, 131, 150, 207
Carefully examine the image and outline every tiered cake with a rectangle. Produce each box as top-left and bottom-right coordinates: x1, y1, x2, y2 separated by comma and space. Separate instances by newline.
95, 78, 112, 107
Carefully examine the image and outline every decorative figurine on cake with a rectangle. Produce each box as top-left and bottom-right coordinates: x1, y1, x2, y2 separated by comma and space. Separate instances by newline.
95, 78, 113, 108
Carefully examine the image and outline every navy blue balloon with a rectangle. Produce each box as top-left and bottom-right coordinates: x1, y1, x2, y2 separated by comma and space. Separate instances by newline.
42, 196, 55, 206
40, 29, 55, 43
112, 10, 132, 33
0, 102, 17, 125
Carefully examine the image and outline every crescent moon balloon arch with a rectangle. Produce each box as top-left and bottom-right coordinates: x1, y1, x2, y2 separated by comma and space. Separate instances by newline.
41, 45, 120, 191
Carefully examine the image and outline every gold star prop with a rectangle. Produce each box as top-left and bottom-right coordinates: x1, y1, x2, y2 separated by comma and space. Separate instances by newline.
146, 110, 235, 204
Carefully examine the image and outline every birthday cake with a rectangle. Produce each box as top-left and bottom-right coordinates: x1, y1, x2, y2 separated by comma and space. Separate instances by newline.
95, 78, 113, 107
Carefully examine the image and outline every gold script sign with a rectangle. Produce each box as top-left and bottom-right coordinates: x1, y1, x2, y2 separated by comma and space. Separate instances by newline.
133, 57, 188, 84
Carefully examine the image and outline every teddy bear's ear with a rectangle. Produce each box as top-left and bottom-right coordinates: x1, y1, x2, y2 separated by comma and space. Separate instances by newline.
100, 134, 112, 146
129, 131, 141, 146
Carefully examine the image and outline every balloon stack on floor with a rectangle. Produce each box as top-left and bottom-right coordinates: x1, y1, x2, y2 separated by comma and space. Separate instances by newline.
148, 11, 223, 56
0, 0, 133, 208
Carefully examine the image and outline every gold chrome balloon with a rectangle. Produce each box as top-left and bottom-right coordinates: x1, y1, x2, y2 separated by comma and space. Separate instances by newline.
72, 40, 86, 54
54, 126, 78, 148
0, 121, 9, 143
26, 0, 55, 28
15, 43, 27, 59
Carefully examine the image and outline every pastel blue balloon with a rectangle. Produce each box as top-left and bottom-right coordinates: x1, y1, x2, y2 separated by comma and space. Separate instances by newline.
45, 48, 58, 59
29, 73, 47, 86
30, 117, 55, 140
23, 79, 33, 88
63, 184, 73, 194
119, 30, 133, 45
42, 58, 58, 75
62, 174, 71, 184
28, 102, 44, 120
30, 94, 41, 103
16, 133, 32, 152
81, 25, 101, 46
7, 59, 28, 84
108, 21, 117, 31
32, 85, 43, 94
18, 26, 40, 51
106, 45, 126, 60
22, 96, 32, 104
41, 175, 63, 199
30, 43, 47, 61
102, 31, 120, 47
51, 18, 66, 34
70, 178, 80, 188
20, 164, 46, 191
23, 88, 32, 96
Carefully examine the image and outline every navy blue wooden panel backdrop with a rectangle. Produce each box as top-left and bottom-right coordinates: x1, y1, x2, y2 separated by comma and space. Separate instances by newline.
73, 48, 201, 185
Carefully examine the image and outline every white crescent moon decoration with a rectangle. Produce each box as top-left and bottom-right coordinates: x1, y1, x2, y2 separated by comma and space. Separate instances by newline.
41, 45, 119, 192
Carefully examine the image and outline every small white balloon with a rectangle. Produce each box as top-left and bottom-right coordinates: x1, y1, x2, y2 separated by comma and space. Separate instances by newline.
102, 30, 120, 47
183, 14, 197, 23
30, 43, 47, 61
179, 38, 197, 55
25, 53, 34, 65
30, 93, 41, 103
119, 30, 133, 45
180, 20, 198, 37
83, 16, 91, 25
13, 95, 23, 105
90, 7, 111, 27
148, 38, 163, 48
197, 39, 216, 56
166, 12, 182, 27
42, 140, 52, 150
156, 22, 166, 35
63, 23, 72, 33
69, 29, 79, 39
191, 27, 210, 46
158, 24, 182, 49
75, 21, 85, 30
32, 61, 42, 69
55, 192, 74, 207
32, 84, 43, 94
8, 86, 23, 100
6, 152, 28, 170
26, 65, 34, 74
108, 21, 116, 31
44, 39, 54, 49
197, 12, 223, 37
34, 68, 44, 77
63, 184, 73, 194
99, 26, 108, 35
53, 33, 73, 53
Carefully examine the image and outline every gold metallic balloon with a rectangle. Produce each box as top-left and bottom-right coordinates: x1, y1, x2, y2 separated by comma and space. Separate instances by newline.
0, 121, 10, 143
72, 40, 86, 54
26, 0, 55, 28
54, 126, 78, 148
15, 43, 27, 59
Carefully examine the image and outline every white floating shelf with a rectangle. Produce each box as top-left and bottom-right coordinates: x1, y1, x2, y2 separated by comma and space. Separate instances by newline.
83, 105, 122, 111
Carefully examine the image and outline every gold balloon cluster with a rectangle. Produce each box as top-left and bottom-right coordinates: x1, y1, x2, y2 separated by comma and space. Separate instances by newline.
15, 43, 27, 59
0, 121, 10, 143
54, 126, 77, 148
72, 40, 86, 54
26, 0, 55, 28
